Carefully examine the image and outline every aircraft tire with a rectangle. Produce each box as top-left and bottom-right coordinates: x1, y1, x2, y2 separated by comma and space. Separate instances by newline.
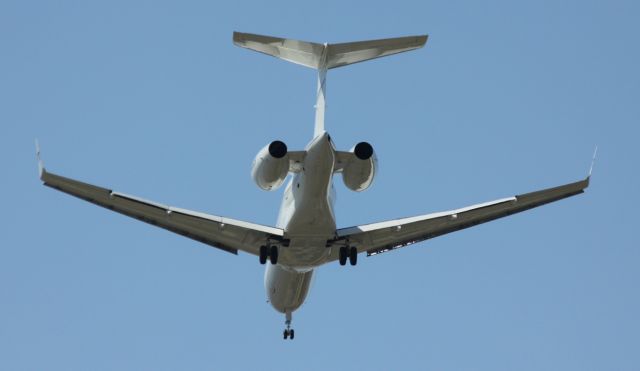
270, 245, 279, 264
259, 245, 268, 264
349, 247, 357, 266
339, 247, 347, 266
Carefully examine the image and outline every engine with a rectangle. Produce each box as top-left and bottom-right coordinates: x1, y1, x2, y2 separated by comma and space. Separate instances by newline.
252, 140, 289, 190
342, 142, 377, 191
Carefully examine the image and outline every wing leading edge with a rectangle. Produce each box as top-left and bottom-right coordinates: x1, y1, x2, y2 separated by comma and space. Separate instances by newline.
334, 176, 590, 258
37, 157, 284, 256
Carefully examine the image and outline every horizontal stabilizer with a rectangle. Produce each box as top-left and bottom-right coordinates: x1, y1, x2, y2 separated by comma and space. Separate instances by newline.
233, 32, 428, 70
327, 35, 428, 69
233, 32, 324, 69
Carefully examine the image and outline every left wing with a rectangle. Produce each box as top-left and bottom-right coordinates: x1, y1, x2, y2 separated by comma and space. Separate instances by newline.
36, 145, 283, 256
331, 176, 589, 258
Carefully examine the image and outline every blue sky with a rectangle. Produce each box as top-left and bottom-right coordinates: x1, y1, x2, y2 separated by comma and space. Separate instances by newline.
1, 0, 639, 370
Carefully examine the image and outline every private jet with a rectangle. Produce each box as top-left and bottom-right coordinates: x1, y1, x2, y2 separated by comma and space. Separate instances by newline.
37, 32, 592, 340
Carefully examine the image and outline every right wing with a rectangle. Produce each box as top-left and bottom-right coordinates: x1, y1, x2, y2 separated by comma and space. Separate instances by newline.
37, 149, 283, 256
333, 177, 590, 258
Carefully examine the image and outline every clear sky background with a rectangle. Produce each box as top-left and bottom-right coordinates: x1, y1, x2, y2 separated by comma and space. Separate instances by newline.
1, 1, 639, 370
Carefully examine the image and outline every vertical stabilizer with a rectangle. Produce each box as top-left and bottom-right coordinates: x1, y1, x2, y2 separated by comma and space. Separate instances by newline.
314, 44, 328, 137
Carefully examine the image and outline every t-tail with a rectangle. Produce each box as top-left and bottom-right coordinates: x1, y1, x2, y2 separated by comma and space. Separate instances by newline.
233, 32, 428, 137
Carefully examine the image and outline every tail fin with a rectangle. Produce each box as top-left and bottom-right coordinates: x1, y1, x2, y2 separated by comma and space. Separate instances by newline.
233, 32, 428, 70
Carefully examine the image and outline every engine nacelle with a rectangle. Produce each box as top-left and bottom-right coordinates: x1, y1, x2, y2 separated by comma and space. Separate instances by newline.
342, 142, 377, 192
252, 140, 289, 191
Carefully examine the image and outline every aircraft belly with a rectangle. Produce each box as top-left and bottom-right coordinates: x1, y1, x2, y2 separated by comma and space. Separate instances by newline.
279, 237, 331, 268
265, 263, 314, 313
275, 131, 337, 269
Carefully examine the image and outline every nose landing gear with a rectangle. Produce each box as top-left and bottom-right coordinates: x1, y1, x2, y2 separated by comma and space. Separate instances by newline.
283, 310, 295, 340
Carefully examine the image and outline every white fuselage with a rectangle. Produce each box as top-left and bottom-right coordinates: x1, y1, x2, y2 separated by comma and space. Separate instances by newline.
264, 132, 337, 314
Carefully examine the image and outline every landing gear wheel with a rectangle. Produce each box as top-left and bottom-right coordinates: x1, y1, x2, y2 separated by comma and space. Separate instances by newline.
349, 246, 358, 266
259, 245, 268, 265
339, 246, 347, 266
269, 245, 279, 265
282, 329, 294, 340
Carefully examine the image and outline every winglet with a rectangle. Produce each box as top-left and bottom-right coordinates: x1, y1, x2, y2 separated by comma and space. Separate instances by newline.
588, 145, 598, 178
35, 139, 45, 179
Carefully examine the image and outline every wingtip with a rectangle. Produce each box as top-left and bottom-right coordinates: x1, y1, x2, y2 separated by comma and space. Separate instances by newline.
232, 31, 241, 45
232, 31, 248, 45
418, 36, 428, 48
412, 34, 429, 48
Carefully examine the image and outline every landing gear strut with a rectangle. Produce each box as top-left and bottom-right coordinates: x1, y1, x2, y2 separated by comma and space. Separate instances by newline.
259, 244, 279, 265
269, 245, 278, 264
339, 246, 358, 266
283, 310, 295, 340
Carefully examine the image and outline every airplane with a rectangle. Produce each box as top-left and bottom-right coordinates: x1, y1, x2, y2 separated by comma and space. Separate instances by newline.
37, 32, 593, 340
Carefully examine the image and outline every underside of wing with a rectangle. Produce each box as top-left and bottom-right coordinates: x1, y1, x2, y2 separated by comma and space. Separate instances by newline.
332, 176, 589, 259
40, 168, 284, 256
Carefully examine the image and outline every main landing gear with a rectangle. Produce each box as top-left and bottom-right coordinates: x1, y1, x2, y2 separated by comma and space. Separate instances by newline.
283, 311, 295, 340
259, 245, 278, 265
339, 246, 358, 266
